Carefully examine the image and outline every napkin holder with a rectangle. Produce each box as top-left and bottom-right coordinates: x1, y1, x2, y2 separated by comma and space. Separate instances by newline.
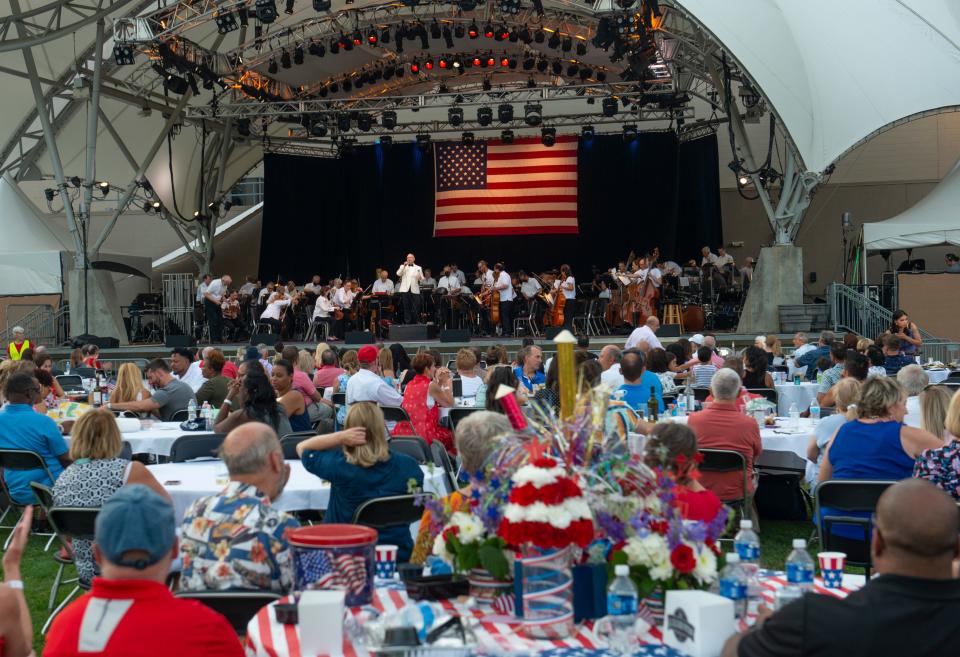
663, 590, 734, 657
572, 563, 608, 622
299, 589, 345, 656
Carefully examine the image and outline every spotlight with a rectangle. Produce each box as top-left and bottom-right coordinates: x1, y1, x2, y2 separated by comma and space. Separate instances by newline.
310, 119, 328, 137
534, 30, 545, 43
382, 110, 397, 129
214, 10, 238, 34
448, 107, 464, 126
498, 103, 513, 122
44, 188, 55, 202
416, 134, 432, 151
462, 132, 475, 144
342, 78, 352, 91
576, 41, 587, 55
522, 56, 534, 70
454, 24, 465, 39
308, 41, 325, 56
596, 71, 607, 82
738, 175, 749, 185
468, 22, 479, 39
410, 59, 420, 74
330, 39, 340, 54
164, 73, 188, 94
541, 127, 556, 147
151, 200, 162, 211
313, 0, 331, 9
561, 36, 572, 52
520, 26, 532, 43
237, 118, 251, 137
255, 0, 278, 23
381, 28, 391, 43
579, 67, 591, 81
142, 202, 151, 213
581, 125, 595, 140
268, 58, 278, 74
548, 31, 560, 48
602, 97, 618, 116
113, 43, 135, 65
452, 56, 462, 68
486, 56, 496, 67
500, 57, 509, 67
472, 56, 482, 67
551, 60, 562, 75
622, 124, 638, 142
418, 23, 430, 49
357, 114, 373, 131
536, 58, 547, 72
293, 44, 304, 64
482, 78, 491, 91
424, 58, 434, 70
566, 63, 579, 76
337, 113, 351, 132
483, 22, 494, 38
352, 31, 362, 46
367, 28, 378, 44
500, 129, 514, 144
98, 181, 110, 197
223, 199, 233, 212
458, 0, 477, 9
477, 107, 493, 126
524, 103, 542, 126
439, 56, 449, 69
378, 135, 393, 148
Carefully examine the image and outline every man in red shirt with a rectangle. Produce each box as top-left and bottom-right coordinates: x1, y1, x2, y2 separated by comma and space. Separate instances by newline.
312, 348, 345, 389
44, 485, 243, 657
687, 367, 762, 503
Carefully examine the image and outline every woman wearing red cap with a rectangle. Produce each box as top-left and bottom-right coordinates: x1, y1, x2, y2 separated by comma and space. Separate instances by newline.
393, 352, 455, 454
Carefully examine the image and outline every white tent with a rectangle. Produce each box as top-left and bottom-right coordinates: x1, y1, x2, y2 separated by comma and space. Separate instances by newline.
862, 157, 960, 251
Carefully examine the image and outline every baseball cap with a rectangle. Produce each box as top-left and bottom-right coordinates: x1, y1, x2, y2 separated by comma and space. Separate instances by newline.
357, 345, 379, 364
690, 334, 705, 345
95, 485, 176, 570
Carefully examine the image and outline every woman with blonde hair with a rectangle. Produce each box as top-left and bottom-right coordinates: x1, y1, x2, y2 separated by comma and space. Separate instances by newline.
109, 362, 151, 404
297, 350, 316, 379
52, 409, 168, 582
914, 389, 960, 499
0, 360, 34, 404
764, 334, 783, 367
806, 377, 861, 484
918, 385, 954, 441
378, 347, 396, 388
332, 349, 359, 426
313, 343, 332, 370
298, 402, 424, 560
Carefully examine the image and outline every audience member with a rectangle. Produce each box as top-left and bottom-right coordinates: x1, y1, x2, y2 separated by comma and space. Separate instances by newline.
918, 385, 954, 441
377, 347, 397, 388
53, 409, 167, 583
109, 359, 195, 422
616, 349, 664, 414
214, 369, 292, 436
109, 362, 150, 405
806, 378, 861, 485
485, 344, 509, 367
513, 345, 545, 393
624, 316, 663, 352
645, 423, 722, 522
882, 335, 915, 376
394, 353, 455, 452
272, 360, 311, 433
281, 346, 329, 421
345, 346, 404, 417
691, 347, 718, 388
598, 345, 624, 389
646, 348, 679, 394
577, 334, 597, 360
533, 358, 561, 413
790, 332, 814, 361
818, 352, 869, 407
313, 349, 345, 389
6, 326, 30, 362
410, 412, 513, 564
0, 505, 33, 657
700, 334, 726, 367
0, 373, 69, 502
914, 389, 960, 500
298, 403, 424, 561
815, 344, 848, 403
742, 346, 775, 389
34, 352, 65, 402
195, 349, 229, 408
795, 330, 835, 380
180, 423, 300, 593
687, 369, 762, 502
897, 364, 928, 428
866, 345, 887, 378
763, 334, 783, 367
883, 309, 922, 356
389, 343, 413, 383
43, 485, 244, 657
723, 479, 960, 657
481, 365, 525, 412
169, 347, 205, 393
455, 349, 483, 398
80, 344, 107, 371
704, 358, 761, 411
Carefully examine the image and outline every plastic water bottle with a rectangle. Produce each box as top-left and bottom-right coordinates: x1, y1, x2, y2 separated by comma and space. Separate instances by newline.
809, 398, 820, 421
389, 601, 447, 641
786, 538, 814, 592
719, 553, 747, 619
677, 394, 687, 417
734, 520, 761, 612
607, 564, 638, 651
788, 402, 800, 428
187, 398, 197, 421
201, 402, 212, 430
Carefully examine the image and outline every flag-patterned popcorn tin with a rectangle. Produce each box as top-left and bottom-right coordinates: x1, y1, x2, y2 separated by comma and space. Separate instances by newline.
287, 524, 378, 606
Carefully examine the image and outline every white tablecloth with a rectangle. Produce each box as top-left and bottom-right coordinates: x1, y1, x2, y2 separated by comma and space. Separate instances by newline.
926, 369, 951, 384
662, 415, 814, 462
774, 381, 819, 416
148, 461, 445, 520
120, 421, 193, 456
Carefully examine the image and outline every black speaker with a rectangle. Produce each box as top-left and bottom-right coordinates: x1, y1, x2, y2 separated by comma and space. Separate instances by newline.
544, 326, 565, 340
389, 324, 437, 341
345, 330, 376, 344
164, 334, 197, 348
440, 329, 470, 343
75, 334, 120, 349
249, 332, 280, 347
658, 325, 681, 338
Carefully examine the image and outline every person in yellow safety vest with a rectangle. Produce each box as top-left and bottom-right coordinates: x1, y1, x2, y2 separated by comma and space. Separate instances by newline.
7, 327, 30, 360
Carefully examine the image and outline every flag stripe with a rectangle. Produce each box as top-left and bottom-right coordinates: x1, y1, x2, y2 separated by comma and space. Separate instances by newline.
436, 195, 577, 207
486, 148, 578, 161
436, 210, 578, 221
436, 187, 575, 199
483, 164, 576, 175
436, 226, 580, 236
486, 180, 579, 190
436, 218, 579, 228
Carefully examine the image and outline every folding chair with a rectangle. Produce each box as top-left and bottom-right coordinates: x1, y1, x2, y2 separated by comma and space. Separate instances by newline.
174, 591, 282, 635
380, 405, 414, 428
168, 433, 225, 463
754, 450, 811, 520
390, 436, 432, 464
513, 298, 539, 337
429, 441, 457, 495
693, 387, 712, 402
0, 448, 59, 550
55, 375, 84, 394
814, 480, 895, 578
746, 388, 779, 405
29, 482, 78, 612
449, 407, 481, 431
698, 448, 750, 524
331, 392, 346, 430
279, 431, 316, 460
70, 366, 96, 379
169, 408, 190, 422
42, 506, 99, 634
352, 494, 436, 537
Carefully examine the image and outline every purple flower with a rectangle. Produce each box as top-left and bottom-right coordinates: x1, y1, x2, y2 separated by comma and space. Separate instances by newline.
595, 510, 627, 543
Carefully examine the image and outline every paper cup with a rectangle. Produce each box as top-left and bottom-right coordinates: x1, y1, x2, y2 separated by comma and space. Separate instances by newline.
376, 544, 399, 579
817, 551, 846, 588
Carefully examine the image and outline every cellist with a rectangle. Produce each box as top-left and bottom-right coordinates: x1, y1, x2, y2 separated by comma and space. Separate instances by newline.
554, 264, 576, 330
493, 262, 515, 337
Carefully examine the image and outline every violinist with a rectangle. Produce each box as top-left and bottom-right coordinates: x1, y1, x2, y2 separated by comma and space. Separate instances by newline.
554, 264, 576, 330
333, 280, 357, 338
259, 288, 290, 334
436, 266, 463, 328
493, 262, 515, 337
312, 287, 337, 341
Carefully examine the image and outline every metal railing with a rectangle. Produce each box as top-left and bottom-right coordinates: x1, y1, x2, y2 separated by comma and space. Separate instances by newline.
1, 304, 66, 347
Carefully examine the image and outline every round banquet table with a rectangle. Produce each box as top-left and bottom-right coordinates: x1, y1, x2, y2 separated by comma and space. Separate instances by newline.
774, 381, 819, 416
120, 421, 193, 456
925, 369, 951, 385
661, 415, 815, 463
245, 570, 865, 657
148, 461, 446, 521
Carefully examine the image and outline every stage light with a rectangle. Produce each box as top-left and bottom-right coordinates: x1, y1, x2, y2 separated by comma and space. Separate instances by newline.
308, 41, 325, 56
520, 26, 532, 43
256, 0, 278, 23
602, 97, 618, 116
548, 31, 561, 49
561, 36, 573, 52
187, 73, 199, 95
448, 107, 464, 126
342, 35, 354, 51
294, 44, 304, 64
337, 113, 351, 132
581, 125, 595, 140
424, 58, 434, 70
438, 56, 449, 69
482, 77, 491, 91
310, 119, 328, 137
410, 59, 420, 74
330, 39, 340, 54
418, 23, 430, 49
284, 0, 295, 13
477, 107, 493, 126
352, 31, 363, 46
534, 30, 545, 43
238, 7, 249, 25
522, 56, 534, 70
498, 103, 513, 122
165, 73, 189, 94
441, 25, 454, 49
462, 132, 476, 144
500, 129, 514, 144
151, 200, 162, 210
223, 199, 233, 212
483, 22, 494, 38
357, 114, 373, 131
579, 67, 591, 81
452, 56, 462, 68
313, 0, 331, 9
214, 10, 238, 34
454, 24, 465, 39
98, 181, 110, 197
541, 127, 556, 147
458, 0, 477, 9
329, 80, 339, 92
536, 58, 547, 73
566, 63, 578, 76
551, 60, 562, 75
43, 188, 55, 202
113, 43, 135, 65
378, 135, 393, 148
237, 119, 251, 137
509, 30, 519, 43
368, 28, 378, 44
527, 77, 536, 88
381, 28, 391, 43
596, 71, 607, 82
395, 65, 405, 77
622, 124, 638, 142
500, 57, 509, 67
472, 56, 481, 67
524, 103, 542, 126
486, 56, 496, 67
342, 78, 352, 92
738, 175, 749, 185
70, 176, 81, 188
416, 134, 432, 151
468, 22, 479, 39
268, 57, 278, 74
142, 201, 151, 213
576, 41, 587, 55
430, 21, 442, 39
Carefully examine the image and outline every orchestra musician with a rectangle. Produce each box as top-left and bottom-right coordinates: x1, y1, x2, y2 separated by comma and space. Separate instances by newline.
436, 265, 465, 329
396, 253, 424, 324
259, 288, 290, 334
333, 280, 357, 338
312, 286, 337, 341
221, 291, 245, 341
555, 264, 576, 330
372, 269, 394, 294
477, 260, 495, 335
493, 262, 515, 337
449, 262, 467, 286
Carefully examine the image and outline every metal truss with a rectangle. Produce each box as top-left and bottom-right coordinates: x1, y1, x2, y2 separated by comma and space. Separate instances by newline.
0, 0, 139, 52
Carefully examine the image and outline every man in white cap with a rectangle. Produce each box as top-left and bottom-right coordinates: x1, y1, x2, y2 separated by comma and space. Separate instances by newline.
624, 316, 663, 352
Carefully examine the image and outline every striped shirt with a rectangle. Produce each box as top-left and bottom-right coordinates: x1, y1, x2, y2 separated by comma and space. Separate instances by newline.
692, 364, 718, 388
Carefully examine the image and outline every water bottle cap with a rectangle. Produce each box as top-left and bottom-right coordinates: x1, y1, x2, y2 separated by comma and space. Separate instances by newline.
740, 520, 753, 529
792, 539, 807, 549
726, 553, 740, 563
614, 564, 630, 576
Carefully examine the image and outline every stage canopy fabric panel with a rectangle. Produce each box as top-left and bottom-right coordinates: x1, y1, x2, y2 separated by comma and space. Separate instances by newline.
675, 0, 960, 174
862, 157, 960, 251
259, 133, 722, 284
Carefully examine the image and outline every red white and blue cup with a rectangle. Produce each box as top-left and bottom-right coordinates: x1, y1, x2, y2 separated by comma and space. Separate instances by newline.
817, 551, 846, 588
376, 544, 399, 579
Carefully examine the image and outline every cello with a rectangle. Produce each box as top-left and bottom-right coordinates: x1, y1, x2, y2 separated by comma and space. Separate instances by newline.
551, 265, 572, 327
636, 259, 659, 325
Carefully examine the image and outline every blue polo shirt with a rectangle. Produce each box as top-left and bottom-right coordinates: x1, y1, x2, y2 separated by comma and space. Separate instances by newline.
0, 404, 68, 503
617, 371, 665, 414
513, 366, 545, 393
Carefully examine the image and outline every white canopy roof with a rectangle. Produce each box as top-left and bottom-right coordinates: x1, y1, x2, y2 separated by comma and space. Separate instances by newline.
862, 157, 960, 251
674, 0, 960, 174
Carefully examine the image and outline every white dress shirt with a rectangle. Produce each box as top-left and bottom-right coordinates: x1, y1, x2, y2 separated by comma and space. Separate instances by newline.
333, 288, 355, 308
904, 395, 922, 428
260, 297, 290, 321
422, 277, 437, 289
396, 264, 423, 293
438, 275, 461, 293
458, 374, 483, 398
204, 278, 226, 304
312, 296, 334, 320
638, 267, 662, 289
555, 276, 576, 299
257, 288, 272, 304
373, 279, 394, 294
495, 271, 515, 301
451, 269, 466, 285
239, 282, 256, 296
346, 368, 404, 407
479, 270, 494, 288
520, 278, 541, 299
714, 253, 734, 268
624, 325, 664, 351
601, 363, 624, 389
662, 261, 682, 276
196, 281, 208, 302
701, 252, 718, 267
175, 361, 207, 393
792, 343, 816, 360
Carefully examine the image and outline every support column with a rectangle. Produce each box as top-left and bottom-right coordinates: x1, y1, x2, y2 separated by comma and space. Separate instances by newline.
736, 245, 804, 334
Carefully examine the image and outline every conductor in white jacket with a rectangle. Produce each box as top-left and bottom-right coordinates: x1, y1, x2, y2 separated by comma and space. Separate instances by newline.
396, 253, 424, 324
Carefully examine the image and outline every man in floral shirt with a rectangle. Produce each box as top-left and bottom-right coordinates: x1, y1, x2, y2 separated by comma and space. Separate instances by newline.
179, 423, 300, 592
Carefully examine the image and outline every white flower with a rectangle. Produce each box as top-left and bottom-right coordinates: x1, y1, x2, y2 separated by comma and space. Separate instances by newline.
432, 532, 453, 564
642, 495, 662, 514
623, 534, 672, 581
502, 498, 592, 528
450, 512, 485, 544
693, 544, 718, 585
510, 463, 567, 488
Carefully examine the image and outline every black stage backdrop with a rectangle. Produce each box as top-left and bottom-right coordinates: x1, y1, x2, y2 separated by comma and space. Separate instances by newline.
259, 132, 721, 283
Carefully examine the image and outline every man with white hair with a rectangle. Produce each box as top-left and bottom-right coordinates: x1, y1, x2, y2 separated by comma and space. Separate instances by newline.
897, 364, 928, 428
624, 316, 663, 351
598, 345, 624, 389
6, 327, 29, 361
203, 274, 232, 343
687, 368, 762, 502
791, 332, 815, 360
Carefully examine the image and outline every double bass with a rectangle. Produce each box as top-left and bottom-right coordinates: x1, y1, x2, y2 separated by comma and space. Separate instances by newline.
636, 259, 660, 325
480, 279, 500, 325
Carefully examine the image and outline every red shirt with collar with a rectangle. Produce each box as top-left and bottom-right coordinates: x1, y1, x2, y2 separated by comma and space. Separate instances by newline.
43, 578, 243, 657
222, 361, 238, 380
686, 401, 762, 502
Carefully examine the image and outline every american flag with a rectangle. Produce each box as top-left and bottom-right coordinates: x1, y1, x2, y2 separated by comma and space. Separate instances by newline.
433, 136, 579, 236
298, 549, 369, 596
